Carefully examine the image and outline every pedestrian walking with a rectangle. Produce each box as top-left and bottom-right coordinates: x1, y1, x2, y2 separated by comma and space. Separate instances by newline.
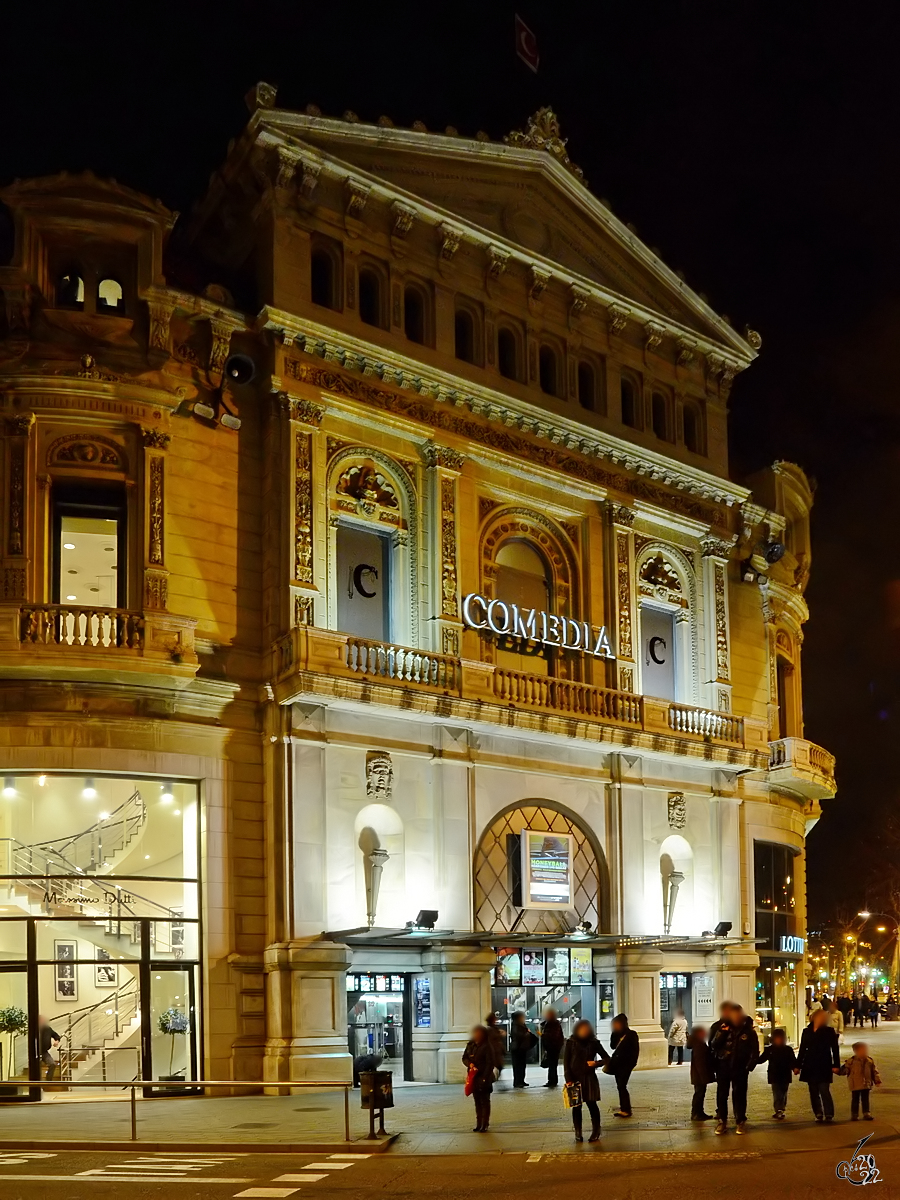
687, 1024, 715, 1120
563, 1019, 607, 1142
843, 1040, 881, 1121
854, 994, 867, 1028
837, 993, 853, 1021
485, 1012, 506, 1080
509, 1010, 536, 1088
539, 1007, 565, 1088
709, 1002, 759, 1135
38, 1015, 60, 1082
758, 1028, 797, 1120
606, 1013, 640, 1117
462, 1025, 494, 1132
796, 1006, 841, 1122
868, 998, 880, 1029
667, 1008, 688, 1065
824, 999, 844, 1043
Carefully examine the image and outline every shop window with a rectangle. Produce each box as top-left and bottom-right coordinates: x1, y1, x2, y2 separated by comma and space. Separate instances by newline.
497, 327, 519, 381
454, 306, 478, 364
311, 243, 341, 310
577, 361, 596, 410
403, 284, 427, 345
97, 278, 124, 312
358, 266, 384, 328
621, 376, 640, 428
652, 390, 670, 440
683, 401, 703, 453
52, 484, 127, 610
58, 271, 85, 309
539, 344, 560, 396
336, 523, 391, 641
754, 841, 797, 917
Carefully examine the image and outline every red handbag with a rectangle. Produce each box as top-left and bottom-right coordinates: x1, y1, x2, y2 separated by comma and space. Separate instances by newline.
464, 1064, 477, 1096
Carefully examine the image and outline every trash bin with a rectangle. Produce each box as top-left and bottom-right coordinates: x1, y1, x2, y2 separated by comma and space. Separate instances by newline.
359, 1069, 394, 1109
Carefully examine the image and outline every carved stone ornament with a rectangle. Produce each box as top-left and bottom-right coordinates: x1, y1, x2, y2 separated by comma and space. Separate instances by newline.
147, 301, 172, 352
294, 432, 313, 584
7, 440, 25, 556
245, 81, 277, 112
208, 319, 232, 375
569, 283, 589, 319
714, 560, 730, 680
745, 328, 763, 350
440, 476, 458, 617
439, 224, 462, 261
287, 397, 325, 427
677, 338, 697, 367
644, 322, 664, 353
607, 502, 636, 527
337, 462, 398, 514
1, 566, 26, 600
345, 180, 370, 221
47, 434, 126, 471
442, 626, 460, 656
294, 594, 314, 627
607, 304, 629, 335
365, 750, 393, 801
640, 553, 681, 592
422, 444, 465, 471
148, 457, 164, 566
144, 568, 168, 611
486, 245, 510, 280
620, 665, 635, 693
530, 265, 550, 302
667, 791, 687, 830
7, 412, 34, 437
504, 107, 586, 183
702, 535, 734, 559
616, 530, 633, 660
141, 428, 171, 450
299, 157, 321, 197
391, 201, 416, 239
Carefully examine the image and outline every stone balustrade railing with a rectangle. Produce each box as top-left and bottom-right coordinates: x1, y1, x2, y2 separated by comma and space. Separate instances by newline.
275, 627, 770, 756
768, 736, 836, 797
20, 605, 144, 650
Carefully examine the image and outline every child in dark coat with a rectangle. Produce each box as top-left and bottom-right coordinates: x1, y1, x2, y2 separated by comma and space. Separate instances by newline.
688, 1025, 715, 1120
758, 1028, 797, 1120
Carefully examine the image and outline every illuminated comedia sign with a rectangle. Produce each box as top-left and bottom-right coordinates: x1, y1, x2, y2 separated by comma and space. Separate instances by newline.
462, 593, 615, 658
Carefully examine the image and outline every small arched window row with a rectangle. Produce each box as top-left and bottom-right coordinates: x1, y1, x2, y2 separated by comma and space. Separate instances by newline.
577, 360, 598, 411
454, 303, 481, 365
403, 282, 428, 345
621, 375, 641, 429
310, 241, 342, 311
57, 271, 124, 313
358, 264, 387, 329
652, 390, 672, 442
497, 325, 520, 382
538, 343, 561, 397
682, 401, 704, 455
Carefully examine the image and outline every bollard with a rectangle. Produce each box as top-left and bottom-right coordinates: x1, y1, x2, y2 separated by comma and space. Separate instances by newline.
130, 1084, 137, 1140
343, 1086, 350, 1143
359, 1070, 393, 1140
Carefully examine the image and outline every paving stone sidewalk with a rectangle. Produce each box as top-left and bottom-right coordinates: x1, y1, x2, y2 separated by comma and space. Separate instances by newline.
1, 1019, 898, 1156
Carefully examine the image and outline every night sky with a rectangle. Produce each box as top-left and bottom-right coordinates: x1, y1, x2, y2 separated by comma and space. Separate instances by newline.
4, 2, 896, 917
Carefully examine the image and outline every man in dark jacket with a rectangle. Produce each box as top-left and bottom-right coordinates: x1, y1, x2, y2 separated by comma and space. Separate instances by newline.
539, 1008, 565, 1088
758, 1028, 797, 1119
38, 1015, 60, 1082
485, 1012, 506, 1079
607, 1013, 639, 1117
709, 1003, 759, 1135
796, 1007, 841, 1121
688, 1025, 715, 1120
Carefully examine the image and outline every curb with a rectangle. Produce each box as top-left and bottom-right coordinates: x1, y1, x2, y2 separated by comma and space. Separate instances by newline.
0, 1136, 398, 1154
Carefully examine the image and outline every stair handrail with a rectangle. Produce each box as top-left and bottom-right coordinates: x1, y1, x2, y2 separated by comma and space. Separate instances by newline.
54, 977, 140, 1081
30, 790, 146, 872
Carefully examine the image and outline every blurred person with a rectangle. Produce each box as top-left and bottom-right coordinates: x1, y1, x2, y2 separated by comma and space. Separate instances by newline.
462, 1025, 494, 1132
509, 1010, 535, 1088
758, 1027, 797, 1120
38, 1016, 60, 1083
667, 1007, 688, 1065
539, 1007, 564, 1088
843, 1040, 881, 1121
710, 1002, 758, 1135
687, 1024, 715, 1121
796, 1007, 841, 1122
606, 1013, 639, 1117
563, 1019, 607, 1142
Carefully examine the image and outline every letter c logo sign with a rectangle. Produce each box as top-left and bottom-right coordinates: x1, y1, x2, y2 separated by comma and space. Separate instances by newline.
649, 636, 667, 665
353, 564, 378, 598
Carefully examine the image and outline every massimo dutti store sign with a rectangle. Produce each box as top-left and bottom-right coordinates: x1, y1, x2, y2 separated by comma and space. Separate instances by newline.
462, 593, 615, 659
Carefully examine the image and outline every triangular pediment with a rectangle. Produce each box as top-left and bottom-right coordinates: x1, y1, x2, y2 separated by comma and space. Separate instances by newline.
254, 110, 753, 357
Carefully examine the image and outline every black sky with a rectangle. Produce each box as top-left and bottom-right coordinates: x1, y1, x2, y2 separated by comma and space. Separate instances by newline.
5, 1, 898, 916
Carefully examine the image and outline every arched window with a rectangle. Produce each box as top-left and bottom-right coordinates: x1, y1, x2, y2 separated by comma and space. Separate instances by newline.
493, 539, 553, 676
577, 361, 596, 410
621, 376, 640, 428
358, 266, 383, 328
683, 402, 702, 454
539, 344, 559, 396
454, 306, 477, 364
97, 278, 124, 312
58, 271, 85, 309
473, 800, 609, 934
497, 327, 519, 381
310, 244, 340, 310
652, 390, 670, 440
403, 284, 426, 344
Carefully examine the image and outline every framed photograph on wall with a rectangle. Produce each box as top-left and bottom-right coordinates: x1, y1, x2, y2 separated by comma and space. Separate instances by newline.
53, 940, 78, 1002
95, 948, 117, 988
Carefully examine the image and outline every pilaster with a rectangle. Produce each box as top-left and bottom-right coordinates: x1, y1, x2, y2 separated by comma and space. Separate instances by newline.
412, 944, 494, 1083
702, 535, 735, 713
263, 940, 353, 1087
607, 503, 636, 693
141, 427, 170, 610
423, 445, 464, 655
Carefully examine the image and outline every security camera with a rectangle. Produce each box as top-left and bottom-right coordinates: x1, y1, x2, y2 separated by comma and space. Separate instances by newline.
223, 354, 256, 385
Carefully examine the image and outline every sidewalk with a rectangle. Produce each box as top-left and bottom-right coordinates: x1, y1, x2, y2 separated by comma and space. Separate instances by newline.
2, 1018, 897, 1156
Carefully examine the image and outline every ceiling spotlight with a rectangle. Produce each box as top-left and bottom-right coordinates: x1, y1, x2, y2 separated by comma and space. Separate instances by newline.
98, 812, 109, 822
2, 777, 15, 798
161, 783, 174, 803
37, 775, 47, 787
66, 594, 77, 601
63, 542, 75, 550
82, 777, 97, 799
173, 809, 181, 816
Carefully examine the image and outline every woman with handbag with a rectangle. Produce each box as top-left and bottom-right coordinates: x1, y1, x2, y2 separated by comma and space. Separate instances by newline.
462, 1025, 494, 1132
563, 1019, 608, 1142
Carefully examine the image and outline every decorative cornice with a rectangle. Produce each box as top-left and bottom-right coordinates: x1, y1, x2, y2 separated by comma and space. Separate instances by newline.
269, 325, 749, 509
504, 108, 585, 184
702, 534, 736, 559
422, 444, 465, 471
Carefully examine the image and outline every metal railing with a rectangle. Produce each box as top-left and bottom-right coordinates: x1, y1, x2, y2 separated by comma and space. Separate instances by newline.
56, 1044, 141, 1085
53, 979, 140, 1081
0, 1079, 354, 1143
8, 790, 146, 878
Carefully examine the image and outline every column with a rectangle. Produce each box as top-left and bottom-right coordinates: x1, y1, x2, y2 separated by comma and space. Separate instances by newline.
607, 503, 637, 693
412, 945, 494, 1083
286, 396, 325, 629
423, 445, 464, 655
701, 535, 734, 713
615, 946, 667, 1068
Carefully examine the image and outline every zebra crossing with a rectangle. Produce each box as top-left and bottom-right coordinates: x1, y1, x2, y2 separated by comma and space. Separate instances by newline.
234, 1154, 372, 1197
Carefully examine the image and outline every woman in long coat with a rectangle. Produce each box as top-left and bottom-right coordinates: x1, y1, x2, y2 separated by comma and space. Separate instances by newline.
462, 1025, 494, 1132
563, 1018, 608, 1142
796, 1007, 841, 1122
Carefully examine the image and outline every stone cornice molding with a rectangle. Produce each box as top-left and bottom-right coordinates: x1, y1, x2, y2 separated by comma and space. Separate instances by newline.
262, 308, 750, 511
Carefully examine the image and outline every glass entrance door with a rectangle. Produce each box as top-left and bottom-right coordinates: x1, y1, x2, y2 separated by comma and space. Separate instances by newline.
143, 964, 199, 1094
0, 964, 37, 1100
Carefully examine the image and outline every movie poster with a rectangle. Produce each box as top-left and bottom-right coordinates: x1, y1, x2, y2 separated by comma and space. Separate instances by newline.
522, 948, 545, 986
495, 947, 522, 986
521, 831, 573, 908
570, 946, 593, 985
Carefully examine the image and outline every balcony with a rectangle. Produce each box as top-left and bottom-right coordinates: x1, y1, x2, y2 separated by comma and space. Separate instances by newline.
273, 628, 770, 762
0, 604, 199, 689
768, 736, 836, 800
